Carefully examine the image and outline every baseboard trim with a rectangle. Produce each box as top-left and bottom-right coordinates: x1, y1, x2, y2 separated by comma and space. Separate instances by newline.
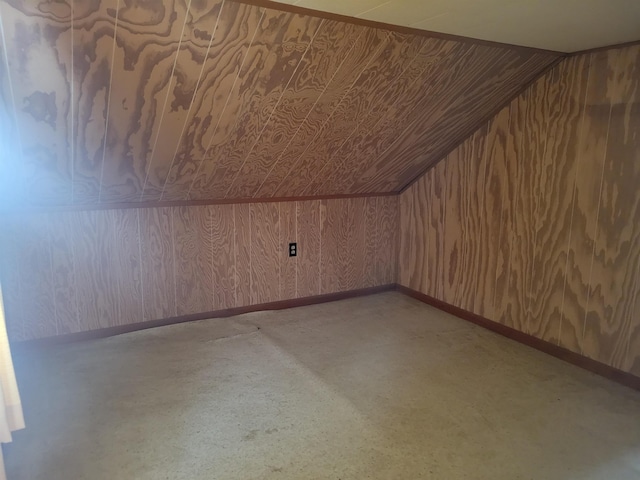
15, 284, 395, 348
395, 284, 640, 392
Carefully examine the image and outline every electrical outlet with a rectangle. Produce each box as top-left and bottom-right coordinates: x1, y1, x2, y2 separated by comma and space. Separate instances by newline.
289, 242, 297, 257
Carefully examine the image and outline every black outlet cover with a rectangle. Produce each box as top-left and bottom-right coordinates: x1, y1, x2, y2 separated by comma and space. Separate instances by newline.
289, 242, 297, 257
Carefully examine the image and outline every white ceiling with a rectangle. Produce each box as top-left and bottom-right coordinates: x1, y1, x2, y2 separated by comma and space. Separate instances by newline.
271, 0, 640, 53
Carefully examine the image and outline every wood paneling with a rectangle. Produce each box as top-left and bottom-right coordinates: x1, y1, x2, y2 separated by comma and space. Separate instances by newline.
139, 207, 176, 321
583, 46, 640, 369
296, 200, 321, 297
398, 45, 640, 378
320, 198, 367, 293
0, 0, 558, 208
234, 203, 252, 306
173, 206, 215, 315
211, 205, 236, 310
2, 196, 396, 341
279, 202, 297, 300
250, 202, 280, 304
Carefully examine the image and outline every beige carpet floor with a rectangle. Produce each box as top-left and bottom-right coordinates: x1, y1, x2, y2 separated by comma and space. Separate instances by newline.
4, 291, 640, 479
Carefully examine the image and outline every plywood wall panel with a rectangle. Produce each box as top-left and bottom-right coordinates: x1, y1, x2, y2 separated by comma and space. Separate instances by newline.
71, 0, 119, 204
356, 51, 554, 194
48, 212, 80, 334
140, 207, 176, 321
173, 206, 214, 316
138, 0, 226, 202
398, 177, 420, 290
0, 31, 22, 208
2, 0, 558, 206
188, 12, 323, 200
160, 2, 262, 201
335, 198, 367, 291
97, 0, 191, 203
583, 46, 640, 369
3, 196, 396, 341
299, 33, 424, 196
1, 1, 72, 204
526, 57, 590, 345
226, 19, 361, 198
558, 53, 608, 352
297, 200, 321, 298
234, 203, 252, 306
377, 196, 399, 285
20, 216, 59, 338
279, 202, 297, 300
250, 202, 281, 304
325, 39, 458, 194
319, 199, 337, 294
0, 215, 25, 342
72, 210, 120, 331
211, 204, 236, 310
111, 209, 143, 325
442, 128, 487, 311
308, 35, 433, 196
398, 44, 640, 378
258, 27, 386, 198
363, 197, 378, 287
475, 107, 510, 320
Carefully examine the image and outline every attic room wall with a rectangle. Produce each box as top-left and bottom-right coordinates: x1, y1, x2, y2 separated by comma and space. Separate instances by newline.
399, 44, 640, 377
0, 196, 397, 342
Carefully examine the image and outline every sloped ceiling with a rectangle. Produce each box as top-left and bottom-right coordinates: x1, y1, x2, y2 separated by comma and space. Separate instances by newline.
0, 0, 559, 207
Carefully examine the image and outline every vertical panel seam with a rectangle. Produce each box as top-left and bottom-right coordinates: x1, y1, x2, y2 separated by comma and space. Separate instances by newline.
97, 0, 121, 203
141, 0, 194, 201
136, 209, 145, 321
160, 0, 226, 200
46, 217, 59, 335
581, 64, 615, 355
171, 208, 178, 316
186, 8, 265, 200
558, 55, 591, 346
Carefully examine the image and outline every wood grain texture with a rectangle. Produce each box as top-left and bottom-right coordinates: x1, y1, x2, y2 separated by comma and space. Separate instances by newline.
474, 107, 509, 320
320, 197, 366, 293
139, 207, 176, 321
296, 200, 321, 297
398, 44, 640, 378
257, 27, 386, 197
72, 210, 120, 331
0, 215, 25, 341
47, 212, 79, 334
525, 56, 589, 344
172, 206, 214, 315
583, 46, 640, 370
188, 10, 323, 200
442, 127, 487, 311
250, 202, 280, 304
279, 201, 297, 300
376, 196, 398, 285
2, 196, 396, 341
363, 197, 378, 288
0, 0, 72, 205
0, 0, 559, 207
211, 204, 236, 310
234, 203, 252, 306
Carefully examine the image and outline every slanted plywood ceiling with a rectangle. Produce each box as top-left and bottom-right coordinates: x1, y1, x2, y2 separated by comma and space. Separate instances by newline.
274, 0, 640, 53
0, 0, 557, 207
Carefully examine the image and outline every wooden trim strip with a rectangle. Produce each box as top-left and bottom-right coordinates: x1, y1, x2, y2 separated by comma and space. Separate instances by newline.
568, 38, 640, 57
396, 284, 640, 392
2, 192, 398, 214
13, 284, 395, 348
397, 55, 565, 194
231, 0, 565, 56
